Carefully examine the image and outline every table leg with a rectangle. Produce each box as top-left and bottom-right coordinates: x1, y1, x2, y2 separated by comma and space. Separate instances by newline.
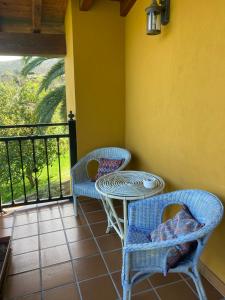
123, 199, 128, 239
106, 200, 112, 234
106, 197, 124, 240
101, 197, 112, 233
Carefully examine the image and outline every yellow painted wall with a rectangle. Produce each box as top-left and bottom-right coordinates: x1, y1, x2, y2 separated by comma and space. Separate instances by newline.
65, 0, 225, 284
65, 0, 76, 114
65, 0, 125, 158
125, 0, 225, 282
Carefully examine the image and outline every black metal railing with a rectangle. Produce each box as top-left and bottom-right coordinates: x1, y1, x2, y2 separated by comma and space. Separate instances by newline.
0, 111, 77, 211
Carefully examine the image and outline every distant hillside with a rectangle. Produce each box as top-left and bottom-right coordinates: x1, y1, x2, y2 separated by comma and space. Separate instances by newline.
0, 58, 59, 76
0, 59, 23, 75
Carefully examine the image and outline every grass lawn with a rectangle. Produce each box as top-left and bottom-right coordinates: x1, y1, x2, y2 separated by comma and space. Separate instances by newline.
1, 150, 71, 205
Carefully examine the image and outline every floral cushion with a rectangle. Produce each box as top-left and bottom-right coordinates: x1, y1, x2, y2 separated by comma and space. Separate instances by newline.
149, 206, 203, 270
94, 158, 125, 181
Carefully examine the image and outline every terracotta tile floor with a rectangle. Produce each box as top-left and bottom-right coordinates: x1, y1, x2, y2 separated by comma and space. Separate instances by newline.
0, 197, 224, 300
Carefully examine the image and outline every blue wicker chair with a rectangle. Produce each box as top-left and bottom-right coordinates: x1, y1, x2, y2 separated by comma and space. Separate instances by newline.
122, 190, 224, 300
71, 147, 131, 216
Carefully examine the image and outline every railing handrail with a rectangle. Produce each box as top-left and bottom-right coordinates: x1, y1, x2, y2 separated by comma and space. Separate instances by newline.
0, 122, 68, 129
0, 111, 77, 211
0, 134, 70, 142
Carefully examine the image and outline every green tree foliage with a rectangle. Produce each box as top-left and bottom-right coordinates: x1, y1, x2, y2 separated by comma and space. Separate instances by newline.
21, 57, 66, 123
21, 57, 48, 77
37, 85, 66, 124
0, 77, 61, 202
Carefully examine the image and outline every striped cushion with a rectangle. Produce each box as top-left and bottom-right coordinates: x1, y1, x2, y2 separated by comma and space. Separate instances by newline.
95, 158, 124, 181
149, 206, 203, 270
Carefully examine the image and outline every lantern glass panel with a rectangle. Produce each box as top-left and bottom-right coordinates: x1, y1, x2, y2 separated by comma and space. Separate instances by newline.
147, 11, 161, 35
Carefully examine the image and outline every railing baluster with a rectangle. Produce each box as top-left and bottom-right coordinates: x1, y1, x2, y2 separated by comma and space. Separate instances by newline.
18, 140, 27, 203
0, 114, 75, 209
57, 137, 63, 198
31, 138, 39, 201
0, 192, 2, 213
44, 138, 51, 199
68, 111, 77, 169
5, 141, 14, 206
0, 142, 3, 211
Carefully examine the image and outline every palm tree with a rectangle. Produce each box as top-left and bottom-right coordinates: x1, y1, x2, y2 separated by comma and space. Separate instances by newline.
21, 57, 66, 123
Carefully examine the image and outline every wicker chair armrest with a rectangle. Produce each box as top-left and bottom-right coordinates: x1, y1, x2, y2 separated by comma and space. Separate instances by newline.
71, 160, 89, 184
118, 152, 131, 170
124, 227, 209, 253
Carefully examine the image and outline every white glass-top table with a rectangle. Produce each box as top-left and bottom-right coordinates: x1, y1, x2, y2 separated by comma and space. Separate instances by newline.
95, 171, 165, 242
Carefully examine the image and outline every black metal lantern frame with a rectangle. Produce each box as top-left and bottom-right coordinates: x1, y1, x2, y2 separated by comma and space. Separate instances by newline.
146, 0, 170, 35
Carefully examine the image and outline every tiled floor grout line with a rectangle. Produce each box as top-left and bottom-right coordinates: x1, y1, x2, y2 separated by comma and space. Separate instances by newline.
10, 241, 122, 261
11, 220, 120, 241
6, 211, 16, 286
36, 205, 45, 300
78, 200, 122, 300
76, 201, 198, 300
132, 285, 157, 297
12, 214, 106, 229
179, 273, 199, 297
8, 212, 18, 242
5, 211, 38, 300
75, 269, 121, 284
126, 277, 188, 299
15, 282, 78, 300
11, 245, 60, 257
152, 278, 185, 290
7, 263, 189, 293
57, 202, 84, 300
8, 265, 122, 284
9, 206, 186, 300
88, 219, 108, 225
12, 215, 108, 229
81, 205, 122, 215
11, 243, 121, 265
77, 272, 112, 284
14, 220, 38, 227
71, 247, 122, 263
147, 278, 162, 300
6, 201, 223, 300
0, 226, 13, 230
3, 199, 114, 219
9, 258, 122, 280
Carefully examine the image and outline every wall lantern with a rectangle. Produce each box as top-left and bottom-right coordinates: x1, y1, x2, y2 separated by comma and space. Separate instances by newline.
145, 0, 170, 35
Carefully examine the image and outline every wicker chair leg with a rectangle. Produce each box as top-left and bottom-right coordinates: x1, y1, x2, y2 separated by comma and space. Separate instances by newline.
122, 275, 132, 300
191, 268, 207, 300
123, 287, 131, 300
122, 269, 132, 299
73, 195, 78, 216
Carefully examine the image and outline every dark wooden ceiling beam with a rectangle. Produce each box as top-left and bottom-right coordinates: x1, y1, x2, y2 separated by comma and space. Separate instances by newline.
120, 0, 136, 17
78, 0, 135, 16
32, 0, 42, 33
79, 0, 94, 11
0, 33, 66, 56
